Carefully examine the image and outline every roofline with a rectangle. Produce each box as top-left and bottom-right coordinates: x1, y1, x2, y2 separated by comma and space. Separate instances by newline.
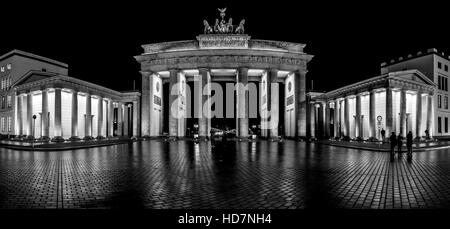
315, 69, 436, 100
14, 70, 140, 98
380, 48, 450, 68
0, 49, 68, 69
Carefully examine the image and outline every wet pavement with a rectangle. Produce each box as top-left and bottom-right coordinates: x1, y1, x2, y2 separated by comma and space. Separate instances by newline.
0, 139, 449, 209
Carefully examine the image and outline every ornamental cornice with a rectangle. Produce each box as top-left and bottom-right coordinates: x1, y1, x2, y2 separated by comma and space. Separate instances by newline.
138, 54, 310, 72
14, 76, 127, 100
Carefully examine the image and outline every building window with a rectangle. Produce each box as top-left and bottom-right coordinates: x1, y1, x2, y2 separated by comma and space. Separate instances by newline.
438, 62, 442, 69
446, 65, 449, 72
0, 66, 4, 72
6, 63, 11, 70
446, 117, 449, 133
438, 95, 442, 108
438, 117, 442, 133
1, 117, 4, 132
1, 96, 4, 109
7, 96, 11, 108
445, 77, 448, 91
7, 116, 11, 132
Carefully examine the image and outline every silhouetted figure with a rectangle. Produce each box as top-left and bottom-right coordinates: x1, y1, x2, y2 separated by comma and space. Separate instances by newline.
389, 132, 397, 159
381, 129, 386, 142
407, 131, 413, 156
397, 133, 403, 154
425, 129, 430, 140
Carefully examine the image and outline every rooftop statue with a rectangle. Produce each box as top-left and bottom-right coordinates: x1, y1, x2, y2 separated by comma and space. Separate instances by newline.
203, 8, 245, 35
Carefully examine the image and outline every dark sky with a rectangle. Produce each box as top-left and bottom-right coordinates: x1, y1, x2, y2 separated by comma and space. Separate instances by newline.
1, 0, 449, 92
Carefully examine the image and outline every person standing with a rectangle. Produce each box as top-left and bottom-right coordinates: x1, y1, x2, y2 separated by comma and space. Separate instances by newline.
397, 133, 403, 154
390, 132, 397, 158
407, 131, 413, 156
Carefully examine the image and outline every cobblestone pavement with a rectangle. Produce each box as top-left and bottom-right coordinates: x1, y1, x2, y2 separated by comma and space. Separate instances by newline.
0, 140, 449, 209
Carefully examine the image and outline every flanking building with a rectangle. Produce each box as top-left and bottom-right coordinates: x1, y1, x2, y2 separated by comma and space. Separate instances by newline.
0, 50, 140, 140
309, 48, 450, 140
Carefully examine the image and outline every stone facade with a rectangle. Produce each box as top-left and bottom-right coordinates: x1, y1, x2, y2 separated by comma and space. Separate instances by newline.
135, 34, 313, 138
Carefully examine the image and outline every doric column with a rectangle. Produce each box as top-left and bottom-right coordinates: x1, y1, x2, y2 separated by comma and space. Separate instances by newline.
426, 93, 434, 137
97, 96, 104, 138
52, 88, 63, 141
400, 89, 407, 136
117, 102, 123, 136
386, 88, 393, 135
132, 100, 139, 138
310, 102, 316, 138
355, 94, 362, 138
416, 91, 422, 138
198, 68, 211, 138
85, 93, 92, 139
334, 99, 340, 137
237, 67, 249, 138
325, 102, 331, 138
344, 96, 350, 136
41, 89, 49, 139
296, 70, 307, 137
17, 94, 23, 136
26, 91, 33, 138
369, 90, 376, 138
268, 68, 279, 138
108, 100, 114, 137
140, 71, 151, 137
168, 69, 179, 137
70, 90, 79, 140
123, 104, 129, 137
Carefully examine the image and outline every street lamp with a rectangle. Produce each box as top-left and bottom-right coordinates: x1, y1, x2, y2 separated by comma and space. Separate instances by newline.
32, 114, 37, 148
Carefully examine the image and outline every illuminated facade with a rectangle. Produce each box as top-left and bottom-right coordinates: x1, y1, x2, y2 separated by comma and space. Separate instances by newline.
0, 50, 140, 140
135, 12, 313, 139
308, 48, 450, 139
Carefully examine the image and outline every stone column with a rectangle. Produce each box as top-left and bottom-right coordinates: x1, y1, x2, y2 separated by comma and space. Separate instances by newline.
140, 71, 151, 137
400, 89, 407, 136
386, 88, 393, 135
26, 91, 33, 138
198, 68, 211, 138
97, 96, 104, 138
325, 102, 330, 138
17, 94, 23, 136
413, 91, 421, 139
369, 90, 376, 138
123, 104, 129, 137
355, 94, 362, 138
132, 100, 139, 138
41, 89, 49, 139
310, 103, 316, 138
426, 94, 434, 138
237, 67, 249, 138
268, 68, 279, 138
108, 100, 114, 137
117, 102, 123, 136
70, 90, 79, 140
296, 70, 307, 137
334, 99, 340, 137
344, 96, 350, 136
52, 88, 63, 141
85, 93, 92, 139
168, 69, 179, 137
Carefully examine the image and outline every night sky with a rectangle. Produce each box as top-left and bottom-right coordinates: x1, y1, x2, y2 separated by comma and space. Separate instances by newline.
1, 1, 449, 93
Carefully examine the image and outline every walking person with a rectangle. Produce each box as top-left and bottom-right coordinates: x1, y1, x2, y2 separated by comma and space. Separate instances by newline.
389, 132, 397, 160
381, 129, 386, 142
397, 133, 403, 155
406, 131, 413, 157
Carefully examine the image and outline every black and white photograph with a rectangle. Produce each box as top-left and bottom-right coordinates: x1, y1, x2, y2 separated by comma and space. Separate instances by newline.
0, 0, 449, 227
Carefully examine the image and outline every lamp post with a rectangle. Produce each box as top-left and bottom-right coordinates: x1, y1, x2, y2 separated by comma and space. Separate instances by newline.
32, 114, 37, 149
